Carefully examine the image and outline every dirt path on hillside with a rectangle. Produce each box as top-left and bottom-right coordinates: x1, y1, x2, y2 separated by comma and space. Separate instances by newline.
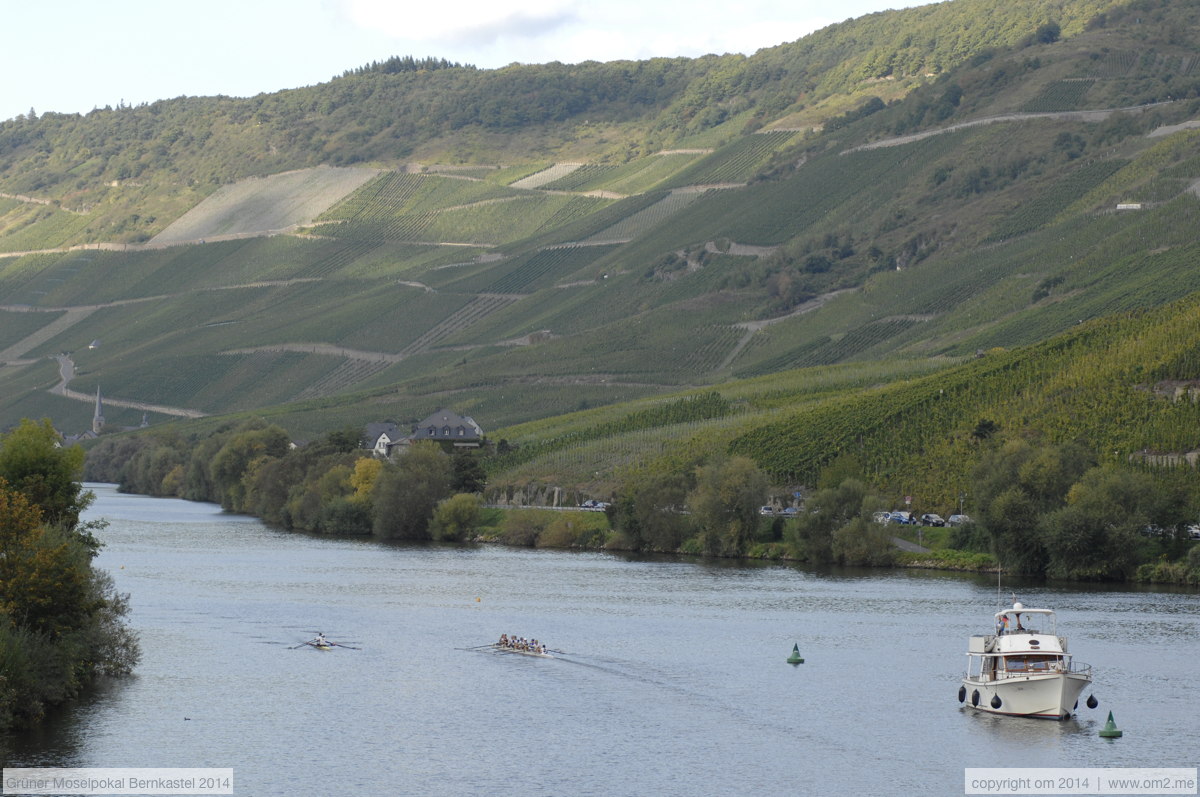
840, 101, 1177, 154
220, 343, 405, 363
717, 288, 857, 372
51, 354, 207, 418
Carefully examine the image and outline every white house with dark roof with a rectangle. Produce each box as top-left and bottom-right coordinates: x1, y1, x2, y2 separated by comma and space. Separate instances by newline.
362, 421, 402, 457
396, 410, 484, 448
408, 408, 483, 447
366, 410, 484, 458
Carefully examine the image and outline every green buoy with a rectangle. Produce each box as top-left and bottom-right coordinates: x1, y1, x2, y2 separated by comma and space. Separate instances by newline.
1099, 711, 1123, 738
787, 643, 804, 665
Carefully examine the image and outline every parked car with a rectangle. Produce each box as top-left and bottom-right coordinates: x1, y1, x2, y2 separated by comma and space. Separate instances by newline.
760, 506, 775, 516
887, 511, 915, 525
947, 514, 973, 526
871, 511, 892, 525
919, 513, 946, 527
1188, 524, 1200, 540
781, 507, 799, 516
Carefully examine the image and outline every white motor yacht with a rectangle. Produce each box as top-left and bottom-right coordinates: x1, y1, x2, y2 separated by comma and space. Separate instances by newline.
961, 601, 1093, 719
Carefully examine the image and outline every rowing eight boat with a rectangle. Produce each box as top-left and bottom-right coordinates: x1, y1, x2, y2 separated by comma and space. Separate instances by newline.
491, 643, 553, 658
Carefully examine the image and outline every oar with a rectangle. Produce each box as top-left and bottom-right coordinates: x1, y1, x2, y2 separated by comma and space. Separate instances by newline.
289, 640, 318, 649
330, 642, 361, 650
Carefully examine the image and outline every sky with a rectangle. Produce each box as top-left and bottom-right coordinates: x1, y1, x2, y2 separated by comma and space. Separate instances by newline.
0, 0, 927, 123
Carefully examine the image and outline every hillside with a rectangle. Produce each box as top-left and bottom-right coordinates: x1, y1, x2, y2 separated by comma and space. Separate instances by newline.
481, 289, 1200, 511
3, 0, 1200, 493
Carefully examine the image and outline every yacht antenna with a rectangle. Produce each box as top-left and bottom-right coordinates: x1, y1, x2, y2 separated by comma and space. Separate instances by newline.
995, 561, 1002, 611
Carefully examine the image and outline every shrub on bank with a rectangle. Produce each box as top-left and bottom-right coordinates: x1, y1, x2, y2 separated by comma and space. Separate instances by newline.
0, 420, 140, 730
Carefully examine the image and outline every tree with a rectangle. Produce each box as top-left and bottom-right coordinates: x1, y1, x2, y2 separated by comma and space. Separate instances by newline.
832, 516, 897, 566
972, 439, 1095, 575
970, 418, 999, 442
350, 457, 383, 501
1035, 21, 1061, 44
795, 478, 883, 564
1042, 467, 1179, 580
0, 476, 139, 728
0, 419, 90, 532
209, 422, 291, 511
688, 456, 767, 556
983, 486, 1046, 575
370, 443, 452, 540
612, 471, 691, 552
430, 493, 483, 542
450, 450, 487, 493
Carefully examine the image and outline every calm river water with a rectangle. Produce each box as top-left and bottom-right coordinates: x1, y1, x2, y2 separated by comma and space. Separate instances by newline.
2, 484, 1198, 796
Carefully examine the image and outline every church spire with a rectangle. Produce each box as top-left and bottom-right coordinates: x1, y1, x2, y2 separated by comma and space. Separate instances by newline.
92, 386, 105, 434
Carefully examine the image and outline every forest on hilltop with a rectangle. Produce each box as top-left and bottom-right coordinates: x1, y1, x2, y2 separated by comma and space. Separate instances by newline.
4, 0, 1200, 585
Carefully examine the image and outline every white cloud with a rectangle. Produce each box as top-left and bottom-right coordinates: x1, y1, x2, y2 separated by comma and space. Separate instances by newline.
335, 0, 843, 68
341, 0, 579, 45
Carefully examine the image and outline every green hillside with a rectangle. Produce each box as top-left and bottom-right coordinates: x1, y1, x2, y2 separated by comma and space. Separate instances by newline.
482, 289, 1200, 524
4, 0, 1200, 526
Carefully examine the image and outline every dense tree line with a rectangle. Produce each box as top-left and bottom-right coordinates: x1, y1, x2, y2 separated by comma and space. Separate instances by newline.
952, 438, 1199, 582
0, 419, 139, 730
82, 409, 1200, 584
341, 56, 472, 77
0, 0, 1133, 206
85, 419, 486, 540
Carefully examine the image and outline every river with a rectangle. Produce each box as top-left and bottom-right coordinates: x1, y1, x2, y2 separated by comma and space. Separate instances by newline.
2, 485, 1197, 795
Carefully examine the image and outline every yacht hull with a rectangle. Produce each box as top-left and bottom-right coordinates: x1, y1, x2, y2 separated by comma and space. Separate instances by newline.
962, 672, 1091, 719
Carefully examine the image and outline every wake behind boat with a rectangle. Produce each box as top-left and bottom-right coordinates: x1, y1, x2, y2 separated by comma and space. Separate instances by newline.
960, 601, 1094, 720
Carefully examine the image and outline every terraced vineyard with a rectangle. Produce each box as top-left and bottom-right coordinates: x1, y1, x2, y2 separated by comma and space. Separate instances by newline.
461, 246, 614, 294
151, 166, 380, 244
985, 158, 1128, 241
399, 294, 524, 356
1021, 80, 1095, 112
539, 153, 705, 194
0, 238, 337, 307
582, 190, 706, 243
421, 194, 610, 246
0, 308, 65, 356
295, 357, 395, 400
314, 172, 523, 242
537, 164, 619, 191
0, 204, 94, 253
510, 163, 583, 189
658, 132, 797, 188
1094, 50, 1137, 77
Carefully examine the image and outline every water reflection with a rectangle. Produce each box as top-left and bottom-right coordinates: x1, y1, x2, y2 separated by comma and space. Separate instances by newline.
0, 485, 1195, 796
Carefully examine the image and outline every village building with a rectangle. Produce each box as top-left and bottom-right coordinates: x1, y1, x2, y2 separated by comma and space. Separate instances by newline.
362, 421, 403, 457
364, 409, 484, 458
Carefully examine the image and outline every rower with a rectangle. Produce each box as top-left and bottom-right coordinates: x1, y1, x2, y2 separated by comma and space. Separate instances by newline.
315, 632, 328, 646
498, 633, 508, 647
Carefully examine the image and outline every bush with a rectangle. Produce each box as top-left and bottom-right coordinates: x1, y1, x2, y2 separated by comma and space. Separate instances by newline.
500, 510, 545, 546
318, 498, 372, 535
430, 494, 483, 542
832, 517, 897, 566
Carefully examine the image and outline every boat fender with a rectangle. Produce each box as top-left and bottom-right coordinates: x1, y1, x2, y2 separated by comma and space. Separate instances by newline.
990, 694, 1002, 709
971, 689, 980, 707
1087, 694, 1098, 709
958, 686, 966, 703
